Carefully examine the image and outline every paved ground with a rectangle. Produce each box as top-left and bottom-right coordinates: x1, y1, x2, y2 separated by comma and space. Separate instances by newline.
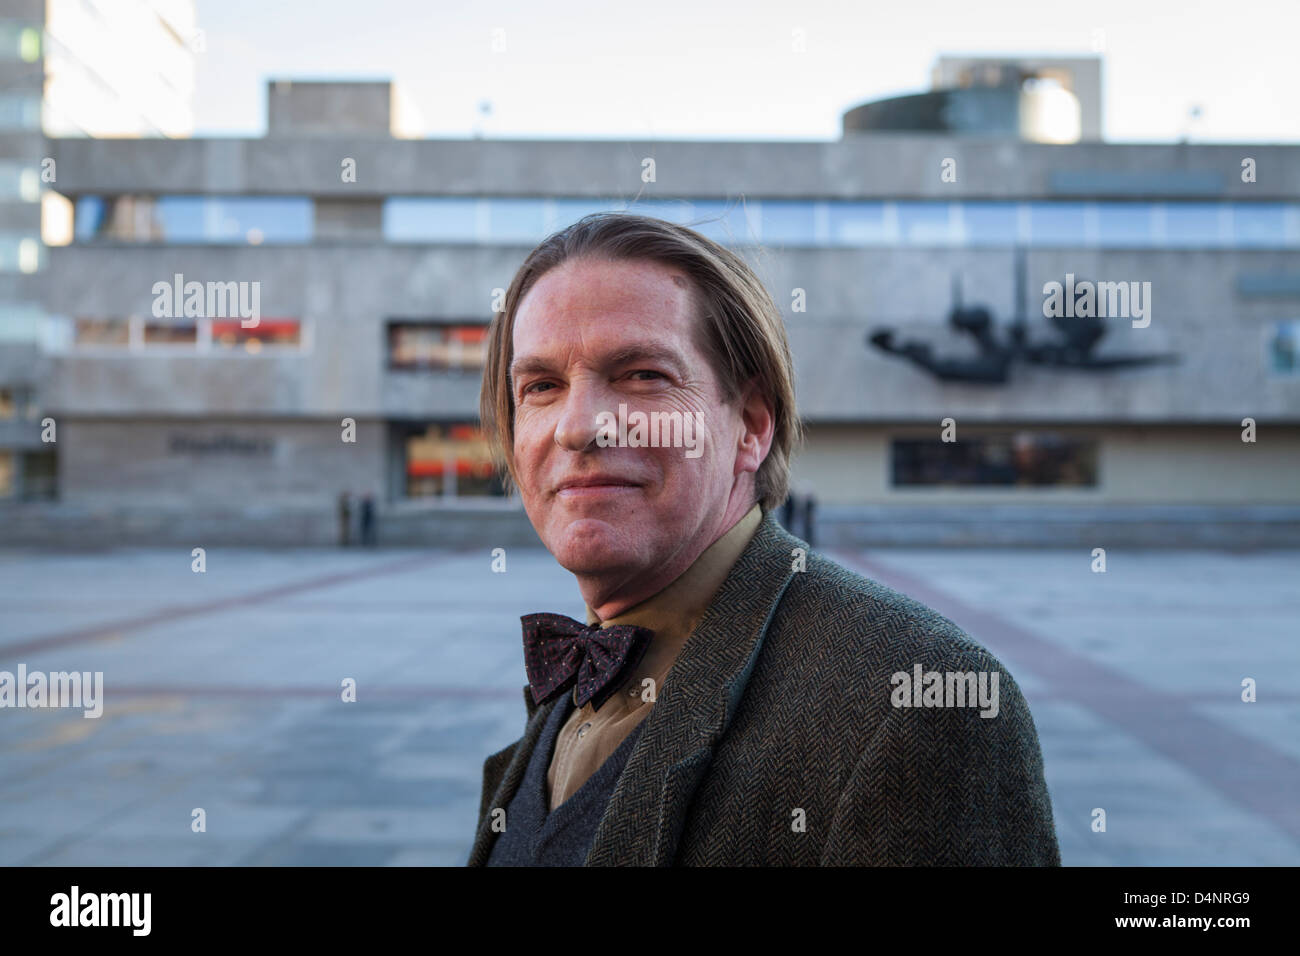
0, 543, 1296, 866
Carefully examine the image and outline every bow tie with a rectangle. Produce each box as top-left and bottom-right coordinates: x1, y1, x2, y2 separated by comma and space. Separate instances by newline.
521, 612, 654, 712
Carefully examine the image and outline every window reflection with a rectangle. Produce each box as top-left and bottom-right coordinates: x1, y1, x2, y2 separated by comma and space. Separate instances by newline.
74, 196, 312, 243
403, 423, 502, 498
388, 322, 487, 370
66, 195, 1300, 249
892, 433, 1098, 487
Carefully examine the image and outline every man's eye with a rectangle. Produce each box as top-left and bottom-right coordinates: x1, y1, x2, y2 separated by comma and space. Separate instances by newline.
523, 382, 554, 395
630, 370, 665, 381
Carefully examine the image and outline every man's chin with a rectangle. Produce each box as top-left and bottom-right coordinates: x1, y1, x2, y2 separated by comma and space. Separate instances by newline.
545, 517, 640, 573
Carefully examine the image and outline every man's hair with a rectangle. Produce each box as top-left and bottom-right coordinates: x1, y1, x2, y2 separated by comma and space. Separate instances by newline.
478, 211, 801, 511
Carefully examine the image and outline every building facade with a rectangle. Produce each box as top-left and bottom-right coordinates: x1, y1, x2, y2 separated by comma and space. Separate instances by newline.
9, 71, 1300, 546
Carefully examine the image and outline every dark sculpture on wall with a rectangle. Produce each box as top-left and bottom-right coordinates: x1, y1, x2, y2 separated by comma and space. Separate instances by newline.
867, 249, 1178, 384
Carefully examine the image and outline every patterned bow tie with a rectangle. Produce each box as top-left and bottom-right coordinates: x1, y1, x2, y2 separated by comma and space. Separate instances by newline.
521, 612, 654, 712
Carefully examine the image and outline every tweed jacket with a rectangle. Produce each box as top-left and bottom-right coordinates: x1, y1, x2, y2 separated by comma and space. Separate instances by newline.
468, 509, 1061, 866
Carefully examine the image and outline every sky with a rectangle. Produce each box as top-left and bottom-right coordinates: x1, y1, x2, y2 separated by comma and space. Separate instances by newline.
192, 0, 1300, 143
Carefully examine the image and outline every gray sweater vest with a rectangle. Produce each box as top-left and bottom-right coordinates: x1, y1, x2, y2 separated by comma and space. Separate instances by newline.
486, 693, 646, 866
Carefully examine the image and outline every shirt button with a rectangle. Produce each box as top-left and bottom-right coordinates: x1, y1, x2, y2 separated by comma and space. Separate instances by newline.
577, 722, 592, 738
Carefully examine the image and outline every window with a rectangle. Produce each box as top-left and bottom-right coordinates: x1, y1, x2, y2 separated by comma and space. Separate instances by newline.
685, 201, 758, 244
0, 23, 42, 62
21, 450, 56, 500
74, 196, 312, 243
1233, 204, 1288, 247
891, 433, 1098, 487
75, 317, 130, 347
1163, 203, 1224, 246
756, 200, 817, 245
69, 317, 302, 353
827, 201, 891, 245
143, 321, 197, 345
71, 195, 1300, 250
1027, 202, 1089, 245
898, 202, 957, 244
0, 386, 37, 419
1095, 202, 1154, 246
388, 322, 487, 370
212, 319, 301, 351
384, 198, 479, 242
961, 202, 1020, 245
1267, 320, 1300, 376
402, 423, 502, 498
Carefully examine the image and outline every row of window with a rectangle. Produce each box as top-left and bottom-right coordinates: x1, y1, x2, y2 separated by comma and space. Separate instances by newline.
401, 426, 1102, 499
71, 195, 1300, 248
59, 316, 304, 352
48, 316, 1300, 376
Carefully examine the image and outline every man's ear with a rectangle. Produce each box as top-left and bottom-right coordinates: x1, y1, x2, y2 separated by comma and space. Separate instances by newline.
734, 379, 775, 478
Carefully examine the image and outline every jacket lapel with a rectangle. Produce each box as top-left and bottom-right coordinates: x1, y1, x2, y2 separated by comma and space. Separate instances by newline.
585, 511, 799, 865
466, 684, 555, 865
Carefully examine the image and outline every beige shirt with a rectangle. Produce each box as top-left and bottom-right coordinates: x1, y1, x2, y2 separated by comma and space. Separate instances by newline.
546, 503, 763, 811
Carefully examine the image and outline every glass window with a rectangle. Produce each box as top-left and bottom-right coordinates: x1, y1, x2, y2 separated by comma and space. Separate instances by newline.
74, 196, 311, 243
212, 318, 301, 351
1095, 203, 1154, 246
21, 450, 56, 500
625, 198, 694, 224
827, 201, 891, 245
0, 23, 42, 62
1163, 203, 1223, 246
757, 200, 816, 245
0, 93, 40, 130
960, 202, 1019, 245
0, 386, 36, 419
388, 322, 486, 370
403, 423, 502, 498
686, 200, 759, 244
552, 198, 619, 231
1027, 202, 1088, 245
898, 202, 957, 244
1267, 320, 1300, 376
384, 198, 478, 242
157, 196, 311, 243
143, 322, 197, 345
75, 196, 107, 240
892, 432, 1098, 487
488, 199, 547, 242
1233, 204, 1288, 248
0, 303, 43, 343
74, 317, 130, 347
0, 235, 41, 272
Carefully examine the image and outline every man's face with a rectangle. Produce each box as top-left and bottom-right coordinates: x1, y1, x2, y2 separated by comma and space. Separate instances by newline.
509, 256, 748, 586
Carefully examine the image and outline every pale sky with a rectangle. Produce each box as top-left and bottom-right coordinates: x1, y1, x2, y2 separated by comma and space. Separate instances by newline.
192, 0, 1300, 143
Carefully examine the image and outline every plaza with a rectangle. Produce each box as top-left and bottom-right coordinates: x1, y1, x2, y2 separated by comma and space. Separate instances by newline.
1, 540, 1295, 866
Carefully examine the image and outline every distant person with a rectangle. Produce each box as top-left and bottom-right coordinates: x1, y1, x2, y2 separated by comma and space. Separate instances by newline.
802, 491, 817, 548
337, 491, 352, 547
467, 213, 1059, 866
359, 492, 376, 546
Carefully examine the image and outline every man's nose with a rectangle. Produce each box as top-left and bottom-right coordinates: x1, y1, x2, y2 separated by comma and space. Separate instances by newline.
552, 380, 610, 452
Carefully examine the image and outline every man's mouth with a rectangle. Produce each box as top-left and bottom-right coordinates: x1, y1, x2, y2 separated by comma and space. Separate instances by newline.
555, 476, 641, 498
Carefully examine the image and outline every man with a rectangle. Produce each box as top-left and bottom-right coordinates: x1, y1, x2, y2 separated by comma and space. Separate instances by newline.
467, 212, 1060, 866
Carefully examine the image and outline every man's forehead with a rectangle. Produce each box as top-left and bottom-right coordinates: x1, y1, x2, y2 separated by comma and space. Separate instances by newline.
512, 262, 702, 361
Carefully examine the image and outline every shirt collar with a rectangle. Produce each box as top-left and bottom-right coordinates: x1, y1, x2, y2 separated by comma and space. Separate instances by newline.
576, 502, 763, 710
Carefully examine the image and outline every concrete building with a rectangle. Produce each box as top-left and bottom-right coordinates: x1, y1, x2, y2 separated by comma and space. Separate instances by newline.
9, 63, 1300, 546
0, 0, 194, 508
